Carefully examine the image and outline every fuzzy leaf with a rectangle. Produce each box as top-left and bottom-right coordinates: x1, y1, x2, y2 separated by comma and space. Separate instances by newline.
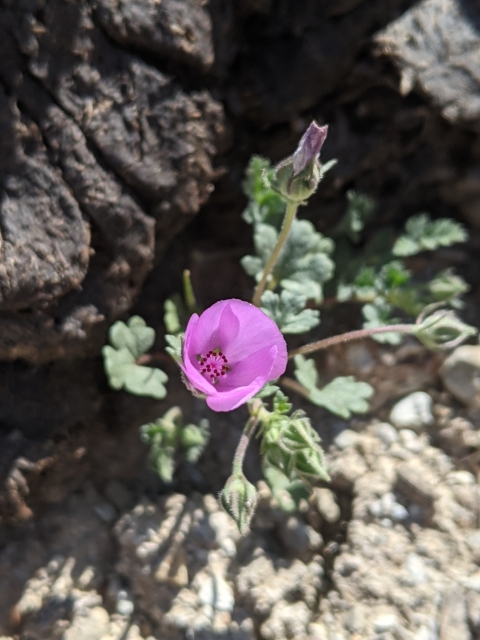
393, 213, 467, 257
263, 463, 309, 512
123, 365, 168, 399
164, 298, 182, 335
293, 354, 319, 391
309, 376, 373, 419
109, 316, 155, 359
333, 190, 375, 243
260, 290, 320, 335
255, 383, 281, 399
242, 156, 286, 226
165, 334, 183, 363
362, 302, 403, 345
242, 214, 334, 303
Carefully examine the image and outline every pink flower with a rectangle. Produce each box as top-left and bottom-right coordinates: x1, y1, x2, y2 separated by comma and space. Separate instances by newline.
181, 299, 288, 412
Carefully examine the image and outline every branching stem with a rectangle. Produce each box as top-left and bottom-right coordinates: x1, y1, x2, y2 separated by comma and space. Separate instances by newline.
288, 324, 415, 359
252, 200, 298, 307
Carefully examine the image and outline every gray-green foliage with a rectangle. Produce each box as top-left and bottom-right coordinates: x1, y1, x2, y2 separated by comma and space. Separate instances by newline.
102, 317, 168, 399
392, 213, 467, 257
260, 290, 320, 334
259, 391, 330, 497
242, 218, 334, 302
333, 190, 375, 243
241, 156, 334, 335
140, 407, 209, 483
293, 355, 373, 418
334, 208, 470, 340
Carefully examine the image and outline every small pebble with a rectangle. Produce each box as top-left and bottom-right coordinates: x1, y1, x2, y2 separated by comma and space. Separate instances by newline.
373, 613, 398, 632
373, 422, 398, 445
390, 392, 434, 432
334, 429, 361, 450
93, 501, 117, 523
399, 429, 425, 453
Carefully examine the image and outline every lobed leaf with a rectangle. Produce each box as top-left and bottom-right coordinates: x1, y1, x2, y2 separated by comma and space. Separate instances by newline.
333, 190, 375, 243
309, 376, 373, 419
393, 213, 467, 257
362, 302, 403, 345
260, 290, 320, 335
109, 316, 155, 359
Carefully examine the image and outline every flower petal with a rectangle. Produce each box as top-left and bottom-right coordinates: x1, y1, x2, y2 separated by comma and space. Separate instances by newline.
186, 300, 229, 357
218, 301, 241, 350
206, 377, 265, 412
222, 300, 287, 378
181, 357, 216, 395
220, 345, 276, 389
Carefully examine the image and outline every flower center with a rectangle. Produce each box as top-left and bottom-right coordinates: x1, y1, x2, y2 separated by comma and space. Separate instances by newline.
197, 349, 230, 385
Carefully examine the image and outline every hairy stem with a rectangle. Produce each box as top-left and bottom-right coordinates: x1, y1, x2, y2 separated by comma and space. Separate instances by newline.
288, 324, 415, 359
232, 415, 260, 477
252, 200, 298, 307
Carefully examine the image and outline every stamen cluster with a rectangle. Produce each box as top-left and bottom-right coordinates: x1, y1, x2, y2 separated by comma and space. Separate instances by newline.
199, 350, 229, 384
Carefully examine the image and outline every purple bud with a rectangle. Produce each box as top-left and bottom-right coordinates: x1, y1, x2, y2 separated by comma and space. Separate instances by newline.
292, 122, 328, 176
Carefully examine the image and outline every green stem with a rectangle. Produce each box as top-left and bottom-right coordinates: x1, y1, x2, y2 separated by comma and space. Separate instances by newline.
288, 323, 415, 359
252, 200, 298, 307
232, 415, 260, 477
183, 269, 197, 313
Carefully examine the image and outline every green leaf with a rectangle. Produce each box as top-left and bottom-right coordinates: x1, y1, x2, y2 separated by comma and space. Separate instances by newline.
427, 269, 469, 303
102, 344, 168, 399
333, 190, 375, 243
242, 156, 286, 227
293, 354, 319, 392
181, 419, 210, 463
242, 219, 335, 303
362, 302, 403, 345
263, 463, 309, 512
393, 213, 467, 257
109, 316, 155, 359
273, 391, 292, 415
254, 383, 280, 399
102, 345, 136, 390
123, 365, 168, 399
141, 408, 210, 483
293, 355, 373, 418
165, 333, 183, 363
309, 376, 373, 419
260, 290, 320, 335
164, 298, 182, 335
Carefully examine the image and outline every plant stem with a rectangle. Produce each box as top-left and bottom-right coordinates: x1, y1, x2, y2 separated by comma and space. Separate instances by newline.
183, 269, 197, 313
288, 324, 415, 359
279, 376, 312, 401
232, 415, 259, 477
252, 200, 298, 307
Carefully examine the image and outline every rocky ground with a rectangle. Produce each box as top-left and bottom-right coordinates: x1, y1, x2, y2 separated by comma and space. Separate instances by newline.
1, 0, 480, 638
0, 342, 479, 640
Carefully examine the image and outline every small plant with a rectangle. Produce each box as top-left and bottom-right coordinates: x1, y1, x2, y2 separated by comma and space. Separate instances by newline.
103, 122, 477, 533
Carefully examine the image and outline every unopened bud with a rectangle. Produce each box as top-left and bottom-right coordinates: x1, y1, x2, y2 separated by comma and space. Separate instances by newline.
292, 122, 329, 176
270, 121, 329, 203
220, 474, 257, 534
414, 309, 477, 351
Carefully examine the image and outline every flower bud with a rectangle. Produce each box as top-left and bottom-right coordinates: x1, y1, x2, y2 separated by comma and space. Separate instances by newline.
292, 122, 329, 176
413, 309, 477, 351
270, 122, 328, 203
220, 474, 258, 534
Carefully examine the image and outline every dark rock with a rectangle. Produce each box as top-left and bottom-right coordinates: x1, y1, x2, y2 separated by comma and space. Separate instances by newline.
0, 0, 224, 362
92, 0, 214, 70
378, 0, 480, 125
